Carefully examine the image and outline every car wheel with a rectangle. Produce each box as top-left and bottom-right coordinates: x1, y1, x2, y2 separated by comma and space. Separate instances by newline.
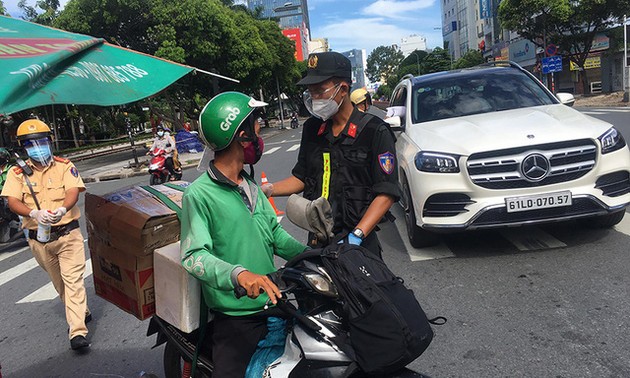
580, 210, 626, 229
401, 177, 440, 248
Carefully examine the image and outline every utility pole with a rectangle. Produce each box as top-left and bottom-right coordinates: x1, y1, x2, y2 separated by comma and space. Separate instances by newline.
276, 76, 285, 129
624, 15, 628, 102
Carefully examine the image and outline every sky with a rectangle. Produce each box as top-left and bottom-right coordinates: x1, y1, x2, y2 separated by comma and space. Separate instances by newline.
3, 0, 445, 55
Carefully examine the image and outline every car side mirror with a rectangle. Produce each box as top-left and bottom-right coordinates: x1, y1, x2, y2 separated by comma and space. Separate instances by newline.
385, 116, 403, 131
556, 93, 575, 107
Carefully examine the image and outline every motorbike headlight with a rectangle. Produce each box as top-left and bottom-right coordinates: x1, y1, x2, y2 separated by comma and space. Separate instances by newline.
414, 151, 460, 173
598, 127, 626, 154
304, 273, 338, 297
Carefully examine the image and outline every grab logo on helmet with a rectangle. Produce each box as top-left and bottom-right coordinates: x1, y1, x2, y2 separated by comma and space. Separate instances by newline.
220, 107, 241, 131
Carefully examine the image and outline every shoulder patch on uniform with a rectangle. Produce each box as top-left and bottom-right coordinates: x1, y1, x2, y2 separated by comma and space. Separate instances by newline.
70, 167, 79, 178
317, 123, 327, 136
12, 166, 23, 175
53, 156, 70, 164
378, 152, 395, 175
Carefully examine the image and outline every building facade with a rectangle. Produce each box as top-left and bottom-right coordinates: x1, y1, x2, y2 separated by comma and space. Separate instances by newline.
246, 0, 310, 33
340, 49, 368, 90
400, 35, 427, 56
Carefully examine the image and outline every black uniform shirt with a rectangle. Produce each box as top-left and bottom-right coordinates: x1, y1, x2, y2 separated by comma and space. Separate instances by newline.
292, 108, 400, 234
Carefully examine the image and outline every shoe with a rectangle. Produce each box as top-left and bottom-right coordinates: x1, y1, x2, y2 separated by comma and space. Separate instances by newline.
70, 335, 90, 350
85, 313, 92, 324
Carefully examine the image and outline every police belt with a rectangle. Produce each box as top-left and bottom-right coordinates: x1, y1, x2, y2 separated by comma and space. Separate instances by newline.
29, 220, 80, 243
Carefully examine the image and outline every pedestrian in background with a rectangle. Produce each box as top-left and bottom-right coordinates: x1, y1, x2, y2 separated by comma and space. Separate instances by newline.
262, 52, 400, 257
0, 119, 91, 351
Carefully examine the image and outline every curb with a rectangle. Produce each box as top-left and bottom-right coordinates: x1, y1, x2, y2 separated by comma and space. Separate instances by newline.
83, 160, 202, 183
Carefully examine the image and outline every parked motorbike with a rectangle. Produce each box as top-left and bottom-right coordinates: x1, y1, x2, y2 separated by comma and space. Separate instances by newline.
147, 247, 429, 378
148, 148, 182, 185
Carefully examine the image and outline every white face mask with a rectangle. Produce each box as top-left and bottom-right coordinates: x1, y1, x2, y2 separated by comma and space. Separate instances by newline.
304, 84, 344, 121
157, 130, 164, 137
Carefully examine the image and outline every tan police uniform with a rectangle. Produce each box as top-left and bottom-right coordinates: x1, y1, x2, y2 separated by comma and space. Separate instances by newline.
1, 156, 89, 340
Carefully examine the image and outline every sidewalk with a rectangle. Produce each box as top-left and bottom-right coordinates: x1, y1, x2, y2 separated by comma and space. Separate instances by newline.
574, 91, 628, 107
80, 124, 291, 183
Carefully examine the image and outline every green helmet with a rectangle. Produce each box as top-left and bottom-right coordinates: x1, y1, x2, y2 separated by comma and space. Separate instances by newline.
199, 92, 268, 151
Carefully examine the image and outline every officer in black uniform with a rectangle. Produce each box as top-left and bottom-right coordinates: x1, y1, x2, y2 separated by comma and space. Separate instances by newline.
263, 52, 399, 257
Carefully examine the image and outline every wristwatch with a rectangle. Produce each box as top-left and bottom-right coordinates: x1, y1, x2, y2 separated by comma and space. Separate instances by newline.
351, 227, 365, 240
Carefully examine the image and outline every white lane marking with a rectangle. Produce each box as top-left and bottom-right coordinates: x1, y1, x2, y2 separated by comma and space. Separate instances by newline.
263, 147, 281, 155
0, 258, 39, 287
581, 111, 605, 115
0, 246, 29, 262
592, 108, 630, 112
614, 213, 630, 237
500, 227, 566, 251
277, 216, 284, 223
17, 259, 93, 303
287, 144, 301, 152
390, 205, 455, 261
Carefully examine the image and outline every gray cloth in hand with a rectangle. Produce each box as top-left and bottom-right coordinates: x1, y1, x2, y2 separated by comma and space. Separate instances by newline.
286, 194, 334, 245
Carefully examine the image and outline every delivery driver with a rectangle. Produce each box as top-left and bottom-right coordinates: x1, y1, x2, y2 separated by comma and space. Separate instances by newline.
180, 92, 308, 377
1, 119, 91, 351
262, 52, 400, 257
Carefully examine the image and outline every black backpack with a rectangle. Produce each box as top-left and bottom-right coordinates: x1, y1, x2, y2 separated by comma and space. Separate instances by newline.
320, 243, 445, 375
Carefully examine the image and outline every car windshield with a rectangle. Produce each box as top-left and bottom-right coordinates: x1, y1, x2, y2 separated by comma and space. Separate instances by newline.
411, 68, 556, 124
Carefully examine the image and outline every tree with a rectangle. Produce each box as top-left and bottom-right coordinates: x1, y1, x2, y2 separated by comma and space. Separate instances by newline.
499, 0, 630, 93
399, 49, 428, 76
420, 47, 452, 74
453, 50, 484, 69
17, 0, 60, 25
366, 45, 404, 83
0, 1, 6, 15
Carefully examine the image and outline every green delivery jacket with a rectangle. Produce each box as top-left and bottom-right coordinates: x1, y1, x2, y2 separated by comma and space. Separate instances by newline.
180, 163, 307, 316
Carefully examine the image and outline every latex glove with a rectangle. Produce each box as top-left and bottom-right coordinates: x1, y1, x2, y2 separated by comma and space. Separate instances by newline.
261, 183, 273, 198
337, 233, 363, 246
49, 207, 67, 224
236, 270, 282, 304
29, 209, 55, 224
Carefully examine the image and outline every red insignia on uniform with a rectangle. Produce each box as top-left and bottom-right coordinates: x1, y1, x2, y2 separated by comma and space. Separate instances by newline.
348, 123, 357, 138
317, 123, 326, 136
378, 152, 395, 175
70, 167, 79, 177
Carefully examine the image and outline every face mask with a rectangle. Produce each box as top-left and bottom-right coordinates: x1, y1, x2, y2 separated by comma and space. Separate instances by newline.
157, 131, 164, 137
304, 85, 343, 121
243, 136, 264, 165
26, 144, 53, 166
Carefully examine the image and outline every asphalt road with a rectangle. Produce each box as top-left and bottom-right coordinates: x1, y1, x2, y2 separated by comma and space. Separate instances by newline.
1, 108, 630, 377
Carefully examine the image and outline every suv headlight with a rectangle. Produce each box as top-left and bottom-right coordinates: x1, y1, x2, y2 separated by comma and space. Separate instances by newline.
304, 273, 338, 297
598, 127, 626, 154
414, 152, 460, 173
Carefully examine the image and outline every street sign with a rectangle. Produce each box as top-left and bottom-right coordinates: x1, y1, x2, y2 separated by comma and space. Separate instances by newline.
542, 56, 562, 74
546, 44, 558, 57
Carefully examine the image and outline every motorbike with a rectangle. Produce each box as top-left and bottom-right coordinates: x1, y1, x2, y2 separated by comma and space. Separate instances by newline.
148, 148, 182, 185
0, 193, 23, 245
147, 248, 430, 378
290, 114, 299, 129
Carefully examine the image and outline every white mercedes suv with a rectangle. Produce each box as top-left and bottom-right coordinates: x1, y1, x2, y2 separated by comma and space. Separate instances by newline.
388, 62, 630, 248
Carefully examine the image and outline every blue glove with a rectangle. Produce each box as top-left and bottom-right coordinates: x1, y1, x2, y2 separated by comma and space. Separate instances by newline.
337, 233, 363, 246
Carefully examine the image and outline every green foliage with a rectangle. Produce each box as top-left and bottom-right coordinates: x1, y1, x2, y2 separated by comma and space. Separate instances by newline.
366, 45, 404, 82
0, 0, 6, 15
453, 50, 484, 69
18, 0, 60, 25
420, 48, 452, 74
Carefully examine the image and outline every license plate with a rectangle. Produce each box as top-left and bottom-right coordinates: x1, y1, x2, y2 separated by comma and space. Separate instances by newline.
505, 191, 572, 213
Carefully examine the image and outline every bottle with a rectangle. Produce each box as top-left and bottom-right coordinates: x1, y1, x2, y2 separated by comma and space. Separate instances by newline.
37, 222, 51, 242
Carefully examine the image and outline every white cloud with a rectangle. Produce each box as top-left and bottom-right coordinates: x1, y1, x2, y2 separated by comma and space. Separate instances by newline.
362, 0, 435, 19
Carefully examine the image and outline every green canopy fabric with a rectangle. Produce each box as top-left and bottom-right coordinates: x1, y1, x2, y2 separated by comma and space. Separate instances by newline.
0, 16, 195, 115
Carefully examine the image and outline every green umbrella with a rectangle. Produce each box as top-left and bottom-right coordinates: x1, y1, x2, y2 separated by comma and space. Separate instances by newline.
0, 15, 236, 115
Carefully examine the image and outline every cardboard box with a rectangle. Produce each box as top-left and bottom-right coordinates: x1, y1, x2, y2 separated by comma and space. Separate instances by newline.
85, 183, 188, 257
85, 182, 189, 320
154, 242, 206, 333
89, 237, 155, 320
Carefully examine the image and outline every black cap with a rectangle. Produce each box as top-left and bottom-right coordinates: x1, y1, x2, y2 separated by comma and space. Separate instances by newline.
298, 52, 352, 85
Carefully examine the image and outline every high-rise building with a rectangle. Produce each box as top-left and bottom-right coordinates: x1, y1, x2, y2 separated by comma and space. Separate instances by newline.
247, 0, 311, 61
247, 0, 310, 34
400, 35, 427, 56
308, 38, 329, 54
340, 49, 368, 89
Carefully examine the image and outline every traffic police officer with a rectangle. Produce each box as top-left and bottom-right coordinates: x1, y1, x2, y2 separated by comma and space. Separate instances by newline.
264, 52, 400, 256
1, 119, 91, 351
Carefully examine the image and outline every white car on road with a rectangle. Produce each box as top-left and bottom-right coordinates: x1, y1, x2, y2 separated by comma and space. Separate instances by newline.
388, 62, 630, 248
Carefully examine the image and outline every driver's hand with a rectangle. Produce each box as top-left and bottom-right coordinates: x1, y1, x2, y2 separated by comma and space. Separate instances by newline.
236, 270, 281, 304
